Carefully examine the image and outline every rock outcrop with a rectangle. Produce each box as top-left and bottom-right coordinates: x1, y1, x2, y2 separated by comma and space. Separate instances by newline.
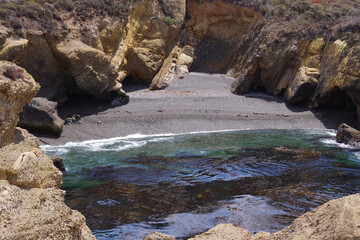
336, 123, 360, 148
18, 97, 64, 137
182, 193, 360, 240
0, 61, 39, 147
0, 62, 95, 239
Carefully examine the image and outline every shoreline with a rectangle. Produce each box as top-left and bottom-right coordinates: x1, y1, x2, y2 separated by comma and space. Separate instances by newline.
37, 73, 356, 146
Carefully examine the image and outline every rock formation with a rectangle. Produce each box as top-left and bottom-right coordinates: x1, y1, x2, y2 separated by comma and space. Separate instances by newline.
18, 97, 64, 137
1, 0, 359, 125
166, 193, 360, 240
336, 123, 360, 148
0, 61, 95, 239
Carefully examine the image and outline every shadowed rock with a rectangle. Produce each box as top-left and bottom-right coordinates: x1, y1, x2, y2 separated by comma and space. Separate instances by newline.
336, 123, 360, 148
18, 97, 64, 137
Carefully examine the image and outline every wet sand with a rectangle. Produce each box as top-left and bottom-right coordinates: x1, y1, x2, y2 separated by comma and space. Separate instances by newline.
38, 73, 355, 145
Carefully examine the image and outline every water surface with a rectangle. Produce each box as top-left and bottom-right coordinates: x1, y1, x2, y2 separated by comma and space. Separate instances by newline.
42, 129, 360, 239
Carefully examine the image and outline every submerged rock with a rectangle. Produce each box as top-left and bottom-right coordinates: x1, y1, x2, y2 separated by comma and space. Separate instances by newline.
18, 97, 64, 137
336, 123, 360, 148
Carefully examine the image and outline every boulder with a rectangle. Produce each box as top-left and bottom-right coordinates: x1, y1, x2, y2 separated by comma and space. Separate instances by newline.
18, 97, 64, 137
53, 40, 125, 98
0, 128, 62, 189
336, 123, 360, 148
0, 61, 40, 147
144, 231, 176, 240
189, 193, 360, 240
0, 180, 95, 240
189, 224, 252, 240
271, 193, 360, 239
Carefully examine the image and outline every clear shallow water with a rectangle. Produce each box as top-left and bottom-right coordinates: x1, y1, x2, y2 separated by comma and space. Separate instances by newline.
42, 129, 360, 239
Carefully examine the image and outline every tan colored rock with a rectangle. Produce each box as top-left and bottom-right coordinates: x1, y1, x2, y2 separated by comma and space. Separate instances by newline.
0, 61, 40, 147
189, 224, 252, 240
144, 231, 176, 240
54, 39, 125, 97
310, 39, 348, 107
190, 193, 360, 240
0, 180, 95, 240
0, 128, 62, 189
270, 193, 360, 239
114, 0, 186, 84
0, 34, 65, 101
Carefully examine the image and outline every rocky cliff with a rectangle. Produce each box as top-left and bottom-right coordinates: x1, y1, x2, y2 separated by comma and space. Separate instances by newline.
1, 0, 359, 124
0, 61, 95, 239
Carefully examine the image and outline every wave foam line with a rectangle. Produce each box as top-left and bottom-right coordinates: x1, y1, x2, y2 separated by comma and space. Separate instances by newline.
41, 128, 251, 150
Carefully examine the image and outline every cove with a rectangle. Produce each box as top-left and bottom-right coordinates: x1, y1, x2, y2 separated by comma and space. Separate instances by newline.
42, 129, 360, 239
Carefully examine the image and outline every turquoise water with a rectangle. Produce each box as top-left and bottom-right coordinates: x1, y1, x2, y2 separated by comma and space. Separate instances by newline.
42, 129, 360, 239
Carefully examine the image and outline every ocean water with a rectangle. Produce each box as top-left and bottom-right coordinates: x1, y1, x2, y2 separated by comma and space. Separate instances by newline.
42, 129, 360, 239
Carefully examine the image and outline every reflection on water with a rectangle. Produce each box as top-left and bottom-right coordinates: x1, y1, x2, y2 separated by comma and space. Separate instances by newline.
42, 129, 360, 239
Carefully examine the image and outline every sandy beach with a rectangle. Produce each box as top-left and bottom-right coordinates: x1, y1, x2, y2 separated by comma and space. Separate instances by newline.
37, 73, 356, 145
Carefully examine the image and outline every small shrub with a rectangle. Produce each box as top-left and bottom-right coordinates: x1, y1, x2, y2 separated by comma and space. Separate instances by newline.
163, 16, 174, 25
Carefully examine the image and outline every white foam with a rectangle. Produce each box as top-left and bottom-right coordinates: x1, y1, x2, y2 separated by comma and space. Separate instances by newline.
320, 138, 354, 149
40, 129, 250, 153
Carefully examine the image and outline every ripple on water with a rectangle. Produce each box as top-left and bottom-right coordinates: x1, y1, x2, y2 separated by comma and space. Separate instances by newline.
42, 129, 360, 239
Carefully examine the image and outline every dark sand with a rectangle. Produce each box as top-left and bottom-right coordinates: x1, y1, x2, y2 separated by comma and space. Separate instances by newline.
38, 73, 355, 145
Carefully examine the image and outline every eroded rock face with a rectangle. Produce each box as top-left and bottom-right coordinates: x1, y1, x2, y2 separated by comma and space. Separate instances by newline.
229, 1, 360, 123
0, 62, 95, 239
0, 61, 39, 147
0, 180, 95, 240
116, 0, 186, 85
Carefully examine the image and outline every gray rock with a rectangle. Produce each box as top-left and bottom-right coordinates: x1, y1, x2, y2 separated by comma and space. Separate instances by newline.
18, 97, 64, 137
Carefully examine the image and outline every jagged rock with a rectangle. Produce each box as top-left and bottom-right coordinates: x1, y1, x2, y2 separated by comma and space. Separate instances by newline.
0, 180, 95, 240
144, 231, 175, 240
284, 38, 324, 103
18, 97, 64, 137
0, 60, 95, 239
190, 193, 360, 240
0, 34, 66, 101
336, 123, 360, 148
53, 40, 124, 98
0, 128, 62, 189
115, 0, 186, 85
271, 193, 360, 239
189, 224, 252, 240
49, 155, 66, 173
0, 61, 40, 147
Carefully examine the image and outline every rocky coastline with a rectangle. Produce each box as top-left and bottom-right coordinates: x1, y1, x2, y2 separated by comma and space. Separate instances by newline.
1, 0, 360, 239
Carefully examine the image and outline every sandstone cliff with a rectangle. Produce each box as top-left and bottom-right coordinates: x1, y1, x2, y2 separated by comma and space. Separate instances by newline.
1, 0, 359, 125
0, 61, 95, 239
